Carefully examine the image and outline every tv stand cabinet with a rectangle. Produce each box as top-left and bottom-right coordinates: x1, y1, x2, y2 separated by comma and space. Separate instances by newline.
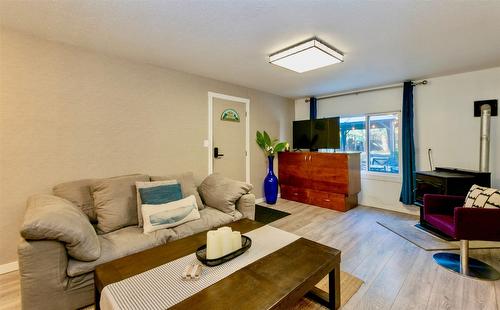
278, 152, 361, 212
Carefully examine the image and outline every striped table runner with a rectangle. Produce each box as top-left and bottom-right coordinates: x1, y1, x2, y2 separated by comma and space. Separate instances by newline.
100, 225, 300, 310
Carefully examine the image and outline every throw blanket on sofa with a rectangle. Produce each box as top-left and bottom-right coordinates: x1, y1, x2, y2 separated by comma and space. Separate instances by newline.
100, 225, 300, 310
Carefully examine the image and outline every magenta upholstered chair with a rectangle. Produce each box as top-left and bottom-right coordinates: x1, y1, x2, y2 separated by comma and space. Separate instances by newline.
423, 194, 500, 280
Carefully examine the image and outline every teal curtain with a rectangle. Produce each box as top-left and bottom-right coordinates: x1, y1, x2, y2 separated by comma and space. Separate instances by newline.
399, 81, 416, 204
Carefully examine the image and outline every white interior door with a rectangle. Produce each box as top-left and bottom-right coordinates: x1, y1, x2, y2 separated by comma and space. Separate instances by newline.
208, 93, 249, 183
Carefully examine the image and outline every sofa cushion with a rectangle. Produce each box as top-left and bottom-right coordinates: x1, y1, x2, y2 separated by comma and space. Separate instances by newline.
67, 207, 241, 277
424, 213, 456, 238
21, 194, 101, 261
171, 206, 242, 240
142, 195, 201, 233
92, 174, 150, 234
198, 173, 253, 214
151, 172, 204, 210
136, 180, 179, 227
53, 178, 99, 223
67, 226, 176, 277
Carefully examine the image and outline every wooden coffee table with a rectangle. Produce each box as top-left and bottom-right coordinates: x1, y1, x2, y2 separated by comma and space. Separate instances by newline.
94, 219, 341, 309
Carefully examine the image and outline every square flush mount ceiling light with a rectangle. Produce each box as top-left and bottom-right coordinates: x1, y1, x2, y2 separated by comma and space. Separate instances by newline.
269, 38, 344, 73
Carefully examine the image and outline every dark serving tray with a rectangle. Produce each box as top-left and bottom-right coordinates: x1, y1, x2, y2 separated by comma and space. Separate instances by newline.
196, 235, 252, 266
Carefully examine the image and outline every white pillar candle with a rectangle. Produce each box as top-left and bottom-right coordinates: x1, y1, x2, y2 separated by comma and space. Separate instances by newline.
220, 230, 233, 256
217, 226, 232, 234
231, 231, 242, 251
206, 230, 222, 259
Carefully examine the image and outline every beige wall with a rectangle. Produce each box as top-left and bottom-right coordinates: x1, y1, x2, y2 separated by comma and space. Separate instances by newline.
0, 28, 294, 265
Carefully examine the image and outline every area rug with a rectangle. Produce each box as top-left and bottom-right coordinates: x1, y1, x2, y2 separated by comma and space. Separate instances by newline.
292, 271, 364, 309
82, 271, 363, 310
255, 204, 291, 224
377, 220, 500, 251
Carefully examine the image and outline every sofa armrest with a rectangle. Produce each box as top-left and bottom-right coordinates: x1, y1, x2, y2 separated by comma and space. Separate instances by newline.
22, 194, 100, 261
18, 238, 94, 309
236, 193, 255, 220
18, 239, 68, 309
454, 207, 500, 241
423, 194, 465, 216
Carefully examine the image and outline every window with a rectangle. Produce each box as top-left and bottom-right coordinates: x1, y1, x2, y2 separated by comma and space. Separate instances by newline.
339, 112, 400, 174
368, 114, 399, 173
339, 116, 367, 170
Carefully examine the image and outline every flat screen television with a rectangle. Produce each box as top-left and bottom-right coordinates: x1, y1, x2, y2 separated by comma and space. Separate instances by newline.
293, 117, 340, 150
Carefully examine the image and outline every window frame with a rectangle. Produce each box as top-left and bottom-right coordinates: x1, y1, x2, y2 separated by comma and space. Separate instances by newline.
338, 111, 402, 180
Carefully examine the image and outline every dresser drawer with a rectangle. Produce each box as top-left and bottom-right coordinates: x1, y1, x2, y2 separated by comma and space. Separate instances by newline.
280, 185, 309, 204
306, 189, 345, 210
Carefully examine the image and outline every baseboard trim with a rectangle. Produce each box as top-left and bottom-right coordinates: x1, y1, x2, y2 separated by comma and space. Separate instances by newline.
0, 261, 18, 274
254, 194, 280, 205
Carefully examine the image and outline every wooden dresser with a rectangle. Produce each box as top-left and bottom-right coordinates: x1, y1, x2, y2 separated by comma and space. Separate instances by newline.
278, 152, 361, 212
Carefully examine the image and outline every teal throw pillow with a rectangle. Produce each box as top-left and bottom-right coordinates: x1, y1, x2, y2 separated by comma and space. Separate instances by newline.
139, 184, 182, 205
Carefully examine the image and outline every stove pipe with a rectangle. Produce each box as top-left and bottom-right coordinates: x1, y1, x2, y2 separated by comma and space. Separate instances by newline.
479, 104, 492, 172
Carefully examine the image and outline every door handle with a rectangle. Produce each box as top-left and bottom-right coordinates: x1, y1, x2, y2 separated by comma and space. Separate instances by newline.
214, 147, 224, 159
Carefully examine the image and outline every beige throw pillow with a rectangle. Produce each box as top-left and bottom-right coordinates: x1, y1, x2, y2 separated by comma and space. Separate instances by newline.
198, 173, 253, 214
151, 172, 204, 210
53, 178, 99, 223
92, 174, 149, 234
136, 180, 178, 227
21, 194, 101, 261
464, 184, 500, 209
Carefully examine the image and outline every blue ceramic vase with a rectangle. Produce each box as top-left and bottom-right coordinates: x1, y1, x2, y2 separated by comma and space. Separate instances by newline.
264, 155, 279, 204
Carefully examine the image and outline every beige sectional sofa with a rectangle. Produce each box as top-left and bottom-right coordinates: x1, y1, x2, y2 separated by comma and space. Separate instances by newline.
18, 172, 255, 310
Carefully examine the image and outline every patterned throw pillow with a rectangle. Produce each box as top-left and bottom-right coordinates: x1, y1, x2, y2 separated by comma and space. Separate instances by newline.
464, 184, 500, 209
136, 180, 179, 227
142, 195, 200, 233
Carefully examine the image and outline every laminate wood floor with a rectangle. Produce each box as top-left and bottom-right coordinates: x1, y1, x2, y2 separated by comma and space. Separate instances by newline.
1, 199, 499, 310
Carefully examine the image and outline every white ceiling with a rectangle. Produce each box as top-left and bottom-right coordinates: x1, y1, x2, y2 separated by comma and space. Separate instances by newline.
1, 0, 500, 98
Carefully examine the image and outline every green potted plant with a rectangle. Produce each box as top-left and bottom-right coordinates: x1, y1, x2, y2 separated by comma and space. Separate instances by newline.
256, 131, 288, 204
